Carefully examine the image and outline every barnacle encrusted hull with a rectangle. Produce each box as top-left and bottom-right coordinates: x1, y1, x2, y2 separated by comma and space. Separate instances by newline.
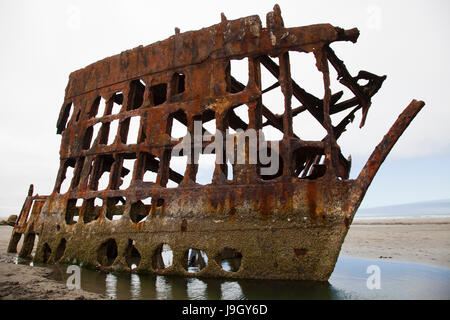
7, 5, 424, 281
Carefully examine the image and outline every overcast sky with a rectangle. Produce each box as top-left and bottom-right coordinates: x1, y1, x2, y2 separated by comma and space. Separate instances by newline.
0, 0, 449, 218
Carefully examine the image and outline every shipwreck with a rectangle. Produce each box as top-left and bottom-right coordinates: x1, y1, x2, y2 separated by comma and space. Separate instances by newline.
7, 5, 424, 281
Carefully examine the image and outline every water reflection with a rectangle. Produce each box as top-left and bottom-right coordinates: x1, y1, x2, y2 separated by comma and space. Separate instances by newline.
130, 274, 141, 300
105, 273, 117, 299
221, 281, 244, 300
187, 278, 207, 300
156, 275, 172, 300
14, 255, 449, 300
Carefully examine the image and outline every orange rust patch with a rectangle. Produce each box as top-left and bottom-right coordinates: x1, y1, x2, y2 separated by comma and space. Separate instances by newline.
306, 181, 317, 219
294, 248, 308, 257
259, 187, 273, 219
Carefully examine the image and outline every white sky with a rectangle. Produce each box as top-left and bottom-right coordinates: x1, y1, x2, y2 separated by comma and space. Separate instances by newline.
0, 0, 449, 217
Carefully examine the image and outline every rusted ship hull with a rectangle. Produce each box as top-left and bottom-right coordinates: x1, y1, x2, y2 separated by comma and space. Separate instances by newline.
33, 179, 355, 281
7, 5, 425, 281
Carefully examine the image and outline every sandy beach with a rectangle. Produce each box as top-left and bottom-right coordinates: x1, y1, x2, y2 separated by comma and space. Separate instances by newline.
341, 218, 450, 268
0, 218, 449, 299
0, 226, 105, 299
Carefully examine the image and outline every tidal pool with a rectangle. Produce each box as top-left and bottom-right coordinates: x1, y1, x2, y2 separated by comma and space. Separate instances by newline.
16, 256, 450, 300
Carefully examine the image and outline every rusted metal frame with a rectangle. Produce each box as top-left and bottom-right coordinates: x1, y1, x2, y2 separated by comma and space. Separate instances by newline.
230, 69, 307, 158
333, 105, 361, 140
15, 185, 34, 229
278, 51, 293, 137
56, 102, 73, 134
75, 155, 94, 192
183, 115, 201, 184
261, 81, 280, 94
230, 76, 285, 135
71, 85, 257, 159
330, 71, 386, 117
227, 109, 249, 131
160, 115, 191, 186
54, 159, 69, 193
64, 22, 359, 99
168, 167, 185, 184
325, 45, 371, 128
313, 46, 347, 179
88, 157, 104, 191
277, 51, 294, 176
232, 55, 338, 178
136, 153, 160, 182
261, 51, 354, 182
213, 102, 233, 183
18, 233, 36, 258
62, 158, 78, 191
118, 117, 132, 145
260, 54, 355, 130
124, 153, 141, 188
291, 90, 344, 117
9, 191, 47, 250
259, 55, 325, 125
70, 157, 85, 190
249, 57, 264, 178
242, 59, 289, 131
290, 67, 384, 120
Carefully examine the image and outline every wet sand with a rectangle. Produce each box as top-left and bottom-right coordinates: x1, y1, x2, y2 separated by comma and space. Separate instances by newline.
341, 218, 450, 268
0, 218, 449, 299
0, 226, 105, 299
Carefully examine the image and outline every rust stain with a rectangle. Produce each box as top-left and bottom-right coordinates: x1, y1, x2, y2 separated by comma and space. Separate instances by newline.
180, 219, 187, 232
294, 248, 308, 257
306, 181, 317, 219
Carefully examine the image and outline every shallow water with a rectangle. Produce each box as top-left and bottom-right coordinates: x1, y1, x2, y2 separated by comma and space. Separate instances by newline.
16, 256, 450, 300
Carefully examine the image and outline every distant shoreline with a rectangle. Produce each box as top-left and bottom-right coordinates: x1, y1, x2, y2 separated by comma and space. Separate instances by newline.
353, 217, 450, 224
